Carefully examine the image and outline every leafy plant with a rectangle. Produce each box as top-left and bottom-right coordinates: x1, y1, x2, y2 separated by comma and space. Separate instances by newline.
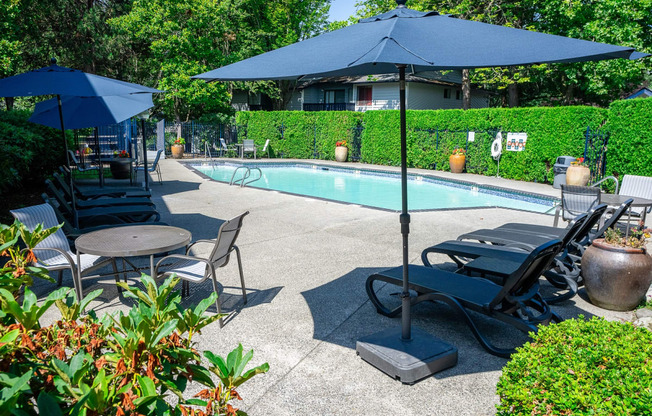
496, 316, 652, 415
603, 222, 651, 249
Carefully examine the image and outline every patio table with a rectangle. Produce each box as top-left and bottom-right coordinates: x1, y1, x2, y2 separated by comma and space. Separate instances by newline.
599, 194, 652, 225
74, 225, 191, 297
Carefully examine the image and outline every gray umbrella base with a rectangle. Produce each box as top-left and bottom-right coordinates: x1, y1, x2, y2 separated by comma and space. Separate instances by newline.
356, 326, 458, 384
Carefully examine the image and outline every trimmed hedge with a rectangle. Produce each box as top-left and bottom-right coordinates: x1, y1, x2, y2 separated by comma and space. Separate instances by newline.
0, 110, 67, 193
606, 99, 652, 177
236, 111, 363, 160
496, 317, 652, 415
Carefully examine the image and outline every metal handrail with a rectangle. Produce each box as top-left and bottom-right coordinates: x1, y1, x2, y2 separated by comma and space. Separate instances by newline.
242, 167, 262, 187
204, 142, 216, 169
229, 166, 262, 187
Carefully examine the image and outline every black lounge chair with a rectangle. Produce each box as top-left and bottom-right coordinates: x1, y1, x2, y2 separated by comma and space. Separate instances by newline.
49, 175, 154, 208
366, 239, 563, 357
58, 166, 152, 199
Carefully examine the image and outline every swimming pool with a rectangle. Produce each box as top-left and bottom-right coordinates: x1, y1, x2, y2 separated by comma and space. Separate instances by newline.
191, 162, 557, 213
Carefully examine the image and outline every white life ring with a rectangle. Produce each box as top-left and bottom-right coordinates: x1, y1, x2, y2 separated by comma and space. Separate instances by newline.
491, 136, 502, 158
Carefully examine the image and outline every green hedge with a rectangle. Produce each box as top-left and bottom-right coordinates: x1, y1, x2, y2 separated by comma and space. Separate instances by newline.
0, 110, 67, 193
606, 99, 652, 177
236, 111, 363, 159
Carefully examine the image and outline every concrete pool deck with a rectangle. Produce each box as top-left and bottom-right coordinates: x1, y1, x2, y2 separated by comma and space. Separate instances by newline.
40, 158, 648, 415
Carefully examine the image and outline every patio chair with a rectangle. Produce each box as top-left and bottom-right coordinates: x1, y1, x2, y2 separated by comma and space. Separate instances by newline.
135, 149, 164, 185
50, 175, 154, 208
219, 138, 235, 157
260, 139, 270, 158
154, 211, 249, 328
553, 184, 600, 227
242, 139, 256, 158
618, 175, 652, 217
68, 150, 99, 174
367, 239, 563, 357
58, 166, 152, 199
10, 203, 119, 298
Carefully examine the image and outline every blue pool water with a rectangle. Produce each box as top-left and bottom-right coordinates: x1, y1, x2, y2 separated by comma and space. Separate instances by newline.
192, 163, 556, 213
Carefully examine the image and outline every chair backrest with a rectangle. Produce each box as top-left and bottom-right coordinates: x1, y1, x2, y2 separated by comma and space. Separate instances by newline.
149, 149, 163, 170
44, 180, 74, 216
10, 203, 72, 261
220, 138, 229, 151
620, 175, 652, 215
262, 139, 270, 152
207, 211, 249, 270
567, 203, 608, 246
68, 150, 81, 166
593, 198, 634, 240
560, 184, 600, 221
52, 172, 74, 200
490, 239, 564, 309
558, 212, 588, 247
243, 139, 255, 152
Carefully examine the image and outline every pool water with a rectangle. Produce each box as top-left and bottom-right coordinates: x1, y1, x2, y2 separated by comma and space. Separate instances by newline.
193, 163, 555, 213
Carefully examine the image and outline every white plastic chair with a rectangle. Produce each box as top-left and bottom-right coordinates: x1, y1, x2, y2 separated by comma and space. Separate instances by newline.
261, 139, 270, 158
10, 203, 117, 300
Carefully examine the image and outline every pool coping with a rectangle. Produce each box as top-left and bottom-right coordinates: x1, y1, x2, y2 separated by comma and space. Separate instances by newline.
181, 159, 559, 215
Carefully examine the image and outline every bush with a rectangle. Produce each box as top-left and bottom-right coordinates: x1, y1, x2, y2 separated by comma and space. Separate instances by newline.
496, 316, 652, 415
0, 110, 67, 193
606, 99, 652, 178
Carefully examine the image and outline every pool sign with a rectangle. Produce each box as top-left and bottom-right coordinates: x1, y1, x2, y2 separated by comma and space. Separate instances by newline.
506, 132, 527, 151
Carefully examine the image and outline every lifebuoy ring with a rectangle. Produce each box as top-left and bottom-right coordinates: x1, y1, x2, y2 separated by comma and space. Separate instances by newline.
491, 136, 502, 158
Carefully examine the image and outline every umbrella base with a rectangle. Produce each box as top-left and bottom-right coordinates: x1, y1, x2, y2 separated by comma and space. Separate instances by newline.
356, 326, 457, 384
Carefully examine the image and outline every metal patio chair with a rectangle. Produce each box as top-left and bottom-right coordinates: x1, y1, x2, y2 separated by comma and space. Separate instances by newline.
553, 184, 601, 227
242, 139, 256, 158
154, 211, 249, 327
135, 149, 164, 185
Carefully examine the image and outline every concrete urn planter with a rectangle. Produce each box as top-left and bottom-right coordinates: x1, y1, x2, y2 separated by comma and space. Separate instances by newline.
581, 239, 652, 311
335, 146, 348, 162
449, 154, 465, 173
566, 165, 590, 186
171, 144, 184, 159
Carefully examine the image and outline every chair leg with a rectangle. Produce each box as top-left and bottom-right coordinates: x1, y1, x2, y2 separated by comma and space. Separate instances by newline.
210, 277, 224, 328
57, 270, 64, 287
156, 165, 162, 184
553, 205, 562, 227
234, 246, 247, 304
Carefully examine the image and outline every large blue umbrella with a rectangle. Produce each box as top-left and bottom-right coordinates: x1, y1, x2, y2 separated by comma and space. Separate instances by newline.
29, 93, 155, 188
193, 0, 648, 383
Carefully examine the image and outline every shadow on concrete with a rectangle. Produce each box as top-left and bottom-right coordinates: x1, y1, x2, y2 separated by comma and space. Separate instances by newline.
301, 266, 598, 378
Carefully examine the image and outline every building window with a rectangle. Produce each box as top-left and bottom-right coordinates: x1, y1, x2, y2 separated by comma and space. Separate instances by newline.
357, 86, 372, 106
456, 90, 462, 100
324, 89, 346, 104
443, 88, 451, 99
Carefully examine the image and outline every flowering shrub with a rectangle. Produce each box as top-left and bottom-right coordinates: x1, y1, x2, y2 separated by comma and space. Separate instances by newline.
451, 147, 466, 156
174, 137, 186, 145
113, 150, 129, 158
604, 221, 651, 249
336, 140, 347, 148
571, 157, 588, 167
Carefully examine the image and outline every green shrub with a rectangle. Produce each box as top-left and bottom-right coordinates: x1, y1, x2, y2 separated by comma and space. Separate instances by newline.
606, 99, 652, 178
496, 316, 652, 415
0, 110, 67, 193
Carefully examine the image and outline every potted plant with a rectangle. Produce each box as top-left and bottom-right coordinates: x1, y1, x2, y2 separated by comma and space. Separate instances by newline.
566, 157, 590, 186
110, 150, 131, 179
581, 223, 652, 311
335, 140, 348, 162
172, 137, 186, 159
449, 147, 466, 173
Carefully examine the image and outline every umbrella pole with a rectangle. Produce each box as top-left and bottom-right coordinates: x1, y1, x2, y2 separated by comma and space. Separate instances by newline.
57, 95, 78, 228
95, 127, 104, 187
141, 118, 149, 191
355, 65, 457, 384
398, 65, 411, 341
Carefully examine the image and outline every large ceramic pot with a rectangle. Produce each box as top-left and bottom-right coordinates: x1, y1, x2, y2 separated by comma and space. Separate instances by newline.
581, 239, 652, 311
110, 158, 131, 180
171, 144, 184, 159
449, 154, 465, 173
566, 165, 590, 186
335, 146, 348, 162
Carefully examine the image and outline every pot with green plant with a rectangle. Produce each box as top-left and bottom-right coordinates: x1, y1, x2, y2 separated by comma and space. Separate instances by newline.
581, 223, 652, 311
171, 137, 185, 159
335, 140, 348, 162
566, 157, 590, 186
449, 147, 466, 173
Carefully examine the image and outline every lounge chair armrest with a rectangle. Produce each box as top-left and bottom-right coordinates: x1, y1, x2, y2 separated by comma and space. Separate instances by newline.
154, 254, 216, 279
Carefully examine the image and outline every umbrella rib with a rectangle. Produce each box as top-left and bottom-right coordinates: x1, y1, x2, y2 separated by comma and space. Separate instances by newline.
348, 37, 435, 67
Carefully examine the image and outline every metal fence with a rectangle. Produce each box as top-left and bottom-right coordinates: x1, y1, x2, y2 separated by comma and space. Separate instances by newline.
583, 126, 609, 184
163, 121, 243, 157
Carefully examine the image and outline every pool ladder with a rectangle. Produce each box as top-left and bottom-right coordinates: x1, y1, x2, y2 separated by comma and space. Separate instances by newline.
204, 142, 216, 169
229, 166, 262, 187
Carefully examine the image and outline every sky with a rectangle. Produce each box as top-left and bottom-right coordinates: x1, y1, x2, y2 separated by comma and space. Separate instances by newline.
329, 0, 357, 21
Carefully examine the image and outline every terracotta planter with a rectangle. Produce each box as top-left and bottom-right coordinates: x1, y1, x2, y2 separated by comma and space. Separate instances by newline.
449, 154, 465, 173
335, 146, 348, 162
581, 239, 652, 311
110, 159, 131, 180
566, 165, 590, 186
171, 144, 184, 159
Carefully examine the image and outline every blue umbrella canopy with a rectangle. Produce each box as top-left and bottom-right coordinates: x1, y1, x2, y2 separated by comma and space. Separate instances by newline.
0, 59, 160, 97
29, 94, 154, 129
194, 6, 645, 81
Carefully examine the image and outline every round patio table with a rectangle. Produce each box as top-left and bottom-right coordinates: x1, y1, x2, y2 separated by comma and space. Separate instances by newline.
75, 225, 192, 296
599, 194, 652, 224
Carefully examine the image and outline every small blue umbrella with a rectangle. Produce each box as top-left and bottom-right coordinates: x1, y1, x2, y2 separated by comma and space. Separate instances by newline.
29, 93, 155, 188
194, 0, 648, 383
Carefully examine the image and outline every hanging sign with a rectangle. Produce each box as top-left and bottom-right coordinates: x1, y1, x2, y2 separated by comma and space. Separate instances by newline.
506, 132, 527, 152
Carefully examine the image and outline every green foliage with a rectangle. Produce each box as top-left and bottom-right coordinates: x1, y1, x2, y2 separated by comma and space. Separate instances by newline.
496, 316, 652, 415
0, 275, 269, 415
236, 111, 363, 159
0, 110, 67, 193
605, 98, 652, 177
